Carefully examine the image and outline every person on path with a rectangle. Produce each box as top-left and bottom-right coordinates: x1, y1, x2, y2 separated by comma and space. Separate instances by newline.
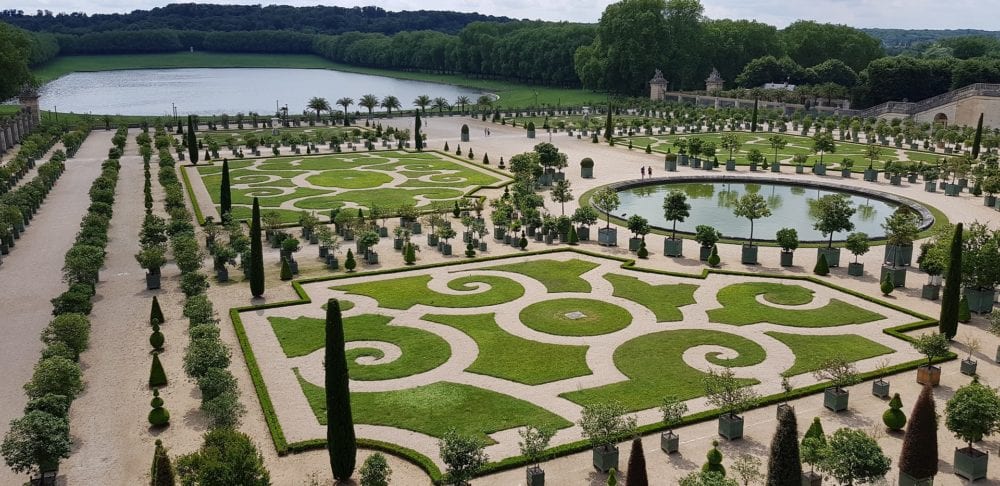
648, 166, 653, 177
640, 166, 646, 179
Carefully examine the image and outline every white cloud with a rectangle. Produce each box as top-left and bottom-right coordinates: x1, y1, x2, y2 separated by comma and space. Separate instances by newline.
8, 0, 999, 29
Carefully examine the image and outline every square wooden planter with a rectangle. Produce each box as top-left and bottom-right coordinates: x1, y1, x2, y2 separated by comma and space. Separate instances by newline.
880, 265, 907, 288
916, 365, 941, 386
823, 387, 850, 412
780, 251, 794, 267
664, 238, 683, 257
741, 245, 759, 264
872, 379, 890, 398
699, 246, 713, 261
801, 472, 822, 486
963, 288, 996, 314
848, 262, 864, 276
921, 284, 940, 300
592, 445, 619, 473
953, 447, 988, 481
898, 471, 934, 486
817, 247, 841, 267
960, 358, 978, 376
718, 413, 744, 440
660, 431, 679, 454
526, 465, 545, 486
598, 228, 617, 247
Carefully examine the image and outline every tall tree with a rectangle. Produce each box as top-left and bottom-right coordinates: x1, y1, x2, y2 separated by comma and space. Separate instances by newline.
972, 113, 984, 160
750, 98, 759, 133
336, 97, 353, 126
413, 94, 431, 114
249, 197, 264, 298
454, 95, 470, 114
186, 115, 198, 165
766, 406, 802, 485
604, 104, 614, 142
380, 95, 400, 117
358, 94, 379, 122
939, 222, 963, 339
219, 159, 231, 217
325, 299, 356, 480
625, 437, 648, 486
432, 96, 450, 115
575, 0, 671, 95
414, 111, 423, 151
0, 22, 34, 102
898, 385, 938, 482
306, 96, 330, 120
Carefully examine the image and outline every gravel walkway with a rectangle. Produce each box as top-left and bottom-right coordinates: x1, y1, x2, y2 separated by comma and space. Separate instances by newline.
0, 130, 111, 485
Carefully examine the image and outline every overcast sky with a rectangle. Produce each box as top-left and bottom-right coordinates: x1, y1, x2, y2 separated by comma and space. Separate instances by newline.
8, 0, 999, 30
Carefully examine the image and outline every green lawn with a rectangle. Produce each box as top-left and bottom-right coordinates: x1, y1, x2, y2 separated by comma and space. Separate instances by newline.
561, 329, 765, 412
296, 375, 572, 442
707, 283, 885, 327
767, 332, 895, 377
519, 298, 632, 337
320, 300, 355, 312
604, 273, 698, 322
33, 52, 606, 107
424, 313, 592, 385
481, 258, 600, 293
334, 274, 524, 310
268, 314, 450, 381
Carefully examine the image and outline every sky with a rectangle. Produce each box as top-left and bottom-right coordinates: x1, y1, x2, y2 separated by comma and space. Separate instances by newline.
5, 0, 999, 30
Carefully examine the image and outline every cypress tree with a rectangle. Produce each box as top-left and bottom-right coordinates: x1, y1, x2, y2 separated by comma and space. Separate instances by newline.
149, 352, 167, 387
625, 437, 648, 486
898, 385, 938, 481
220, 159, 232, 217
150, 296, 164, 325
280, 257, 292, 281
972, 113, 984, 160
325, 299, 357, 480
813, 253, 829, 276
414, 111, 423, 151
150, 439, 176, 486
250, 197, 265, 298
939, 223, 963, 339
751, 98, 759, 133
186, 115, 198, 165
345, 249, 356, 272
958, 295, 971, 323
766, 405, 802, 485
604, 104, 614, 141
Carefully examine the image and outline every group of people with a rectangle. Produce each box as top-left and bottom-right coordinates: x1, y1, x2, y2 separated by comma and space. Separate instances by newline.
640, 166, 655, 179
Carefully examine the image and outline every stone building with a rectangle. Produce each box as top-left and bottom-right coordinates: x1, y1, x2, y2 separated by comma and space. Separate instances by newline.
649, 69, 668, 101
705, 68, 724, 94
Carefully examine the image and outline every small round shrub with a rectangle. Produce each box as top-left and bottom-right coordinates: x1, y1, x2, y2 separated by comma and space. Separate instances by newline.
148, 389, 170, 427
708, 245, 721, 267
702, 440, 725, 476
580, 158, 594, 168
150, 323, 165, 351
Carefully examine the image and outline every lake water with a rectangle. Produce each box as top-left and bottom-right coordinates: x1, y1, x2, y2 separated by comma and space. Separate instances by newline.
39, 68, 483, 116
617, 182, 902, 242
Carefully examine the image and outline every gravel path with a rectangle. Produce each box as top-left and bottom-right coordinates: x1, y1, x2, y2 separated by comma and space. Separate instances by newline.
0, 130, 111, 485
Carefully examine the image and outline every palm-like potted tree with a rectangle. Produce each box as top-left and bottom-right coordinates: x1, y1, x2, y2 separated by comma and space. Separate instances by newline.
307, 97, 330, 122
864, 143, 882, 181
776, 228, 798, 267
945, 380, 1000, 481
733, 193, 771, 264
911, 332, 949, 386
662, 190, 690, 257
705, 367, 760, 440
812, 357, 859, 412
578, 402, 637, 473
659, 395, 688, 454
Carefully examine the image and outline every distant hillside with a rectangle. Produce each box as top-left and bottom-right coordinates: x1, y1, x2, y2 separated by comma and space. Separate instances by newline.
0, 3, 513, 36
863, 28, 1000, 51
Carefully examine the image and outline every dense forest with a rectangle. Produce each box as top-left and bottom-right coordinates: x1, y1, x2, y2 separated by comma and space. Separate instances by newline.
4, 1, 1000, 109
863, 28, 1000, 52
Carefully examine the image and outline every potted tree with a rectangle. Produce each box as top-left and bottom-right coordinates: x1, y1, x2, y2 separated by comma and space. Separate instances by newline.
813, 358, 859, 412
945, 380, 1000, 481
580, 157, 595, 179
572, 206, 598, 242
871, 358, 892, 398
840, 158, 854, 178
844, 232, 869, 277
961, 222, 1000, 313
135, 245, 166, 290
695, 225, 721, 262
748, 149, 765, 172
864, 144, 882, 182
664, 152, 678, 172
397, 204, 421, 234
990, 309, 1000, 363
592, 187, 620, 247
578, 401, 637, 473
704, 367, 759, 440
882, 208, 919, 268
674, 139, 689, 166
721, 133, 741, 171
437, 225, 457, 256
318, 226, 339, 268
768, 135, 786, 172
960, 336, 980, 376
819, 429, 891, 486
662, 190, 690, 257
424, 212, 445, 247
813, 193, 855, 267
911, 332, 949, 386
659, 395, 688, 454
800, 433, 827, 486
626, 215, 649, 252
733, 193, 771, 265
518, 425, 554, 486
922, 165, 939, 193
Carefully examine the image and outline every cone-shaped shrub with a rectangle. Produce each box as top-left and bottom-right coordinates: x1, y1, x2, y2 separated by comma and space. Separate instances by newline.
708, 245, 721, 267
220, 159, 232, 217
567, 225, 579, 245
149, 352, 167, 388
703, 440, 726, 476
148, 389, 170, 427
483, 153, 490, 164
940, 223, 963, 338
898, 385, 938, 480
150, 296, 164, 326
150, 439, 176, 486
345, 249, 356, 272
625, 437, 648, 486
607, 468, 617, 486
767, 405, 802, 485
883, 393, 907, 431
958, 295, 971, 323
814, 253, 829, 276
279, 257, 292, 281
444, 141, 449, 152
881, 272, 894, 295
403, 242, 416, 265
803, 417, 826, 444
326, 299, 357, 480
150, 322, 165, 351
645, 144, 652, 154
250, 197, 265, 298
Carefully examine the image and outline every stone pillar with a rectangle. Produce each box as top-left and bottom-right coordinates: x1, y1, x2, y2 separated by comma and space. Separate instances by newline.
2, 124, 10, 150
11, 118, 20, 143
18, 90, 41, 127
0, 126, 6, 154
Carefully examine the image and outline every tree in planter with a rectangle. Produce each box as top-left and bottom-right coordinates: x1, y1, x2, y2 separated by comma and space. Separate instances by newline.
626, 215, 650, 247
898, 385, 938, 483
550, 179, 573, 215
812, 357, 859, 399
844, 232, 869, 270
939, 223, 963, 338
0, 410, 71, 480
766, 405, 801, 485
518, 425, 554, 483
800, 437, 827, 481
732, 454, 763, 486
695, 225, 722, 252
732, 193, 771, 247
882, 208, 920, 266
865, 143, 882, 171
660, 395, 688, 453
578, 401, 637, 469
911, 331, 951, 369
768, 136, 787, 167
135, 244, 167, 279
325, 299, 356, 481
813, 193, 855, 250
720, 133, 742, 163
249, 197, 264, 298
439, 428, 488, 486
775, 227, 798, 265
662, 190, 691, 240
946, 378, 1000, 450
592, 187, 621, 230
961, 221, 1000, 312
812, 132, 836, 165
819, 428, 891, 486
704, 367, 759, 436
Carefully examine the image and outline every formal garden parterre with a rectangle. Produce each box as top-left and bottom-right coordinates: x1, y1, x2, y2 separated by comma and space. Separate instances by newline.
233, 250, 931, 478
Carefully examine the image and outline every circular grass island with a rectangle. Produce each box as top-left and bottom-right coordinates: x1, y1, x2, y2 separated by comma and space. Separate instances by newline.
519, 298, 632, 336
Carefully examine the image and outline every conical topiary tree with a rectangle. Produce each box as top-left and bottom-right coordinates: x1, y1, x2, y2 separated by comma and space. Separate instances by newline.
940, 223, 963, 338
250, 197, 265, 298
444, 141, 449, 152
150, 439, 176, 486
148, 389, 170, 427
483, 153, 490, 165
279, 257, 292, 281
150, 296, 164, 326
220, 159, 232, 217
607, 468, 617, 486
814, 253, 830, 276
766, 405, 801, 485
149, 352, 167, 388
898, 385, 938, 482
567, 224, 579, 245
883, 393, 907, 431
149, 322, 164, 351
625, 437, 648, 486
344, 249, 356, 272
186, 115, 198, 165
325, 299, 357, 480
703, 440, 726, 476
403, 242, 416, 265
958, 295, 971, 323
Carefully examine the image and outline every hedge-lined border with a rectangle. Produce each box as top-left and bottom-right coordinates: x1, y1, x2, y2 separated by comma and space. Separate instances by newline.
179, 148, 512, 227
228, 247, 948, 483
578, 179, 951, 248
